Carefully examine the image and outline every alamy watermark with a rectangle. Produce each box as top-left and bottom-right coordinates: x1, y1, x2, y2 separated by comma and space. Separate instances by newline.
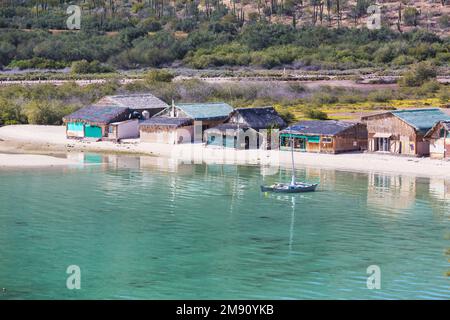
367, 5, 382, 30
66, 265, 81, 290
366, 265, 381, 290
66, 5, 81, 30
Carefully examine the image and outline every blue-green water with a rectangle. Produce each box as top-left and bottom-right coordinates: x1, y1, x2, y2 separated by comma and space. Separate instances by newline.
0, 155, 449, 299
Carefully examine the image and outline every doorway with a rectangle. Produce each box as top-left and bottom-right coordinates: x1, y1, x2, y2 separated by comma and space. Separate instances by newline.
376, 137, 390, 152
295, 137, 306, 151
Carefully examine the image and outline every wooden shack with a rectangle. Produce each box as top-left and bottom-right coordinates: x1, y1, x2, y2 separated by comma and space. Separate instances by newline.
204, 106, 287, 149
63, 105, 131, 139
279, 120, 367, 154
361, 109, 450, 157
424, 121, 450, 159
139, 117, 194, 144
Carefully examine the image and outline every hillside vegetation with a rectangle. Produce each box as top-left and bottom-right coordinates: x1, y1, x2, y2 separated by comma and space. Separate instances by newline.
0, 1, 448, 72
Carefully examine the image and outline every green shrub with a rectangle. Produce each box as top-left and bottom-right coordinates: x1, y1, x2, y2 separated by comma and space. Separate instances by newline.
391, 55, 415, 66
399, 62, 437, 87
367, 90, 394, 103
24, 100, 79, 125
419, 80, 441, 94
438, 90, 450, 104
404, 7, 420, 27
71, 60, 115, 74
0, 97, 25, 125
304, 109, 328, 120
311, 91, 339, 106
438, 14, 449, 28
8, 58, 67, 70
144, 69, 175, 83
277, 109, 296, 124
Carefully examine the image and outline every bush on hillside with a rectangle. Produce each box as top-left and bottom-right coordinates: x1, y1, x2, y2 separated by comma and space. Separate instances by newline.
304, 109, 328, 120
144, 69, 175, 83
399, 62, 437, 87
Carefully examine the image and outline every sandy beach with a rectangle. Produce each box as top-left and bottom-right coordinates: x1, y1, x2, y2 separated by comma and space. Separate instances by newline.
0, 153, 80, 167
0, 124, 450, 178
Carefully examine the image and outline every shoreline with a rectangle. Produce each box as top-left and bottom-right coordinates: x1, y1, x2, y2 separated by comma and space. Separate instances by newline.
0, 153, 80, 168
1, 125, 450, 179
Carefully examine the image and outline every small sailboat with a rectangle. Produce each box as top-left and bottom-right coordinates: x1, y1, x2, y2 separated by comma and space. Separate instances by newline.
261, 127, 318, 193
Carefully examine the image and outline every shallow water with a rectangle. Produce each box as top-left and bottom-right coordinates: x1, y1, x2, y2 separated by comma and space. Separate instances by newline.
0, 154, 449, 299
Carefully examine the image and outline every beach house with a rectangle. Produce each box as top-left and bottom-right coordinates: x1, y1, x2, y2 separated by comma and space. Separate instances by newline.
361, 108, 450, 157
96, 93, 170, 119
139, 117, 194, 144
279, 120, 367, 153
204, 106, 286, 149
139, 102, 233, 144
63, 105, 137, 140
424, 121, 450, 159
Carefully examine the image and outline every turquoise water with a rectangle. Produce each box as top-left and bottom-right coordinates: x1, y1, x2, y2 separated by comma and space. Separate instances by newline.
0, 155, 449, 299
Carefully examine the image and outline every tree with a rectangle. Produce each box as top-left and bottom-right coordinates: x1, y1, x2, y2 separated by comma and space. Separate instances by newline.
404, 7, 420, 27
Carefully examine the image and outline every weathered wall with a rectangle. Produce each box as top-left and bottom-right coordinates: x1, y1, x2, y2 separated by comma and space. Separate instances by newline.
116, 119, 139, 140
140, 125, 194, 144
364, 114, 419, 155
427, 122, 449, 159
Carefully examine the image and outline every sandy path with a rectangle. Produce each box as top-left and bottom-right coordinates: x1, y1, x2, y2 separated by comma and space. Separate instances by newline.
0, 125, 449, 179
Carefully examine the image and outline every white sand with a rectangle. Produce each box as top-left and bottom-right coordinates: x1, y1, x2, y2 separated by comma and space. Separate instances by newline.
0, 153, 79, 167
0, 124, 449, 178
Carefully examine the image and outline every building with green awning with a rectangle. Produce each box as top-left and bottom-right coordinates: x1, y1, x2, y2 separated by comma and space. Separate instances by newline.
280, 120, 368, 154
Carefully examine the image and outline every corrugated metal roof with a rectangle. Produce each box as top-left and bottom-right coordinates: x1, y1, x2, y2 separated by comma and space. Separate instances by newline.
176, 102, 233, 120
391, 108, 450, 134
234, 106, 287, 129
282, 120, 358, 136
98, 94, 170, 110
140, 117, 193, 128
63, 105, 130, 124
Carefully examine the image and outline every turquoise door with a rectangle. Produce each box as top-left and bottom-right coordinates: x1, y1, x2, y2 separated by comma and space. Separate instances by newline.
85, 124, 102, 138
67, 122, 83, 132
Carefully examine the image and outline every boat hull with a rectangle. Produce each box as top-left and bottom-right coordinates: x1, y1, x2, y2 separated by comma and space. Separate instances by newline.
260, 183, 318, 193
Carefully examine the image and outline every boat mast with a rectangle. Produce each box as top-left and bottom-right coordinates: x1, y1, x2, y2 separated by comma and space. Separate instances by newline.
290, 126, 295, 185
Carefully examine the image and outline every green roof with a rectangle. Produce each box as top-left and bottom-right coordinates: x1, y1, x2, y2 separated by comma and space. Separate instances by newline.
176, 102, 233, 121
391, 108, 450, 134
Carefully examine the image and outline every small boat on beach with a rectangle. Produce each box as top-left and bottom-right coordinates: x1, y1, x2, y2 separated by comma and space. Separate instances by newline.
261, 126, 319, 194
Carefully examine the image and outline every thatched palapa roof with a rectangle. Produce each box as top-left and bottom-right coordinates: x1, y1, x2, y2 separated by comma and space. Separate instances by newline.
63, 105, 130, 125
233, 106, 286, 129
97, 94, 169, 110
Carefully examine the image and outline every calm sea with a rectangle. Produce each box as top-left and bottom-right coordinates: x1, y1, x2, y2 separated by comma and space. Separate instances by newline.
0, 154, 449, 299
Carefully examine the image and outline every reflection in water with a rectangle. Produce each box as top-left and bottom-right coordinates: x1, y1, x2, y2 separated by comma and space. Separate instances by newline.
429, 178, 450, 204
289, 196, 295, 254
4, 152, 446, 299
367, 173, 417, 212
